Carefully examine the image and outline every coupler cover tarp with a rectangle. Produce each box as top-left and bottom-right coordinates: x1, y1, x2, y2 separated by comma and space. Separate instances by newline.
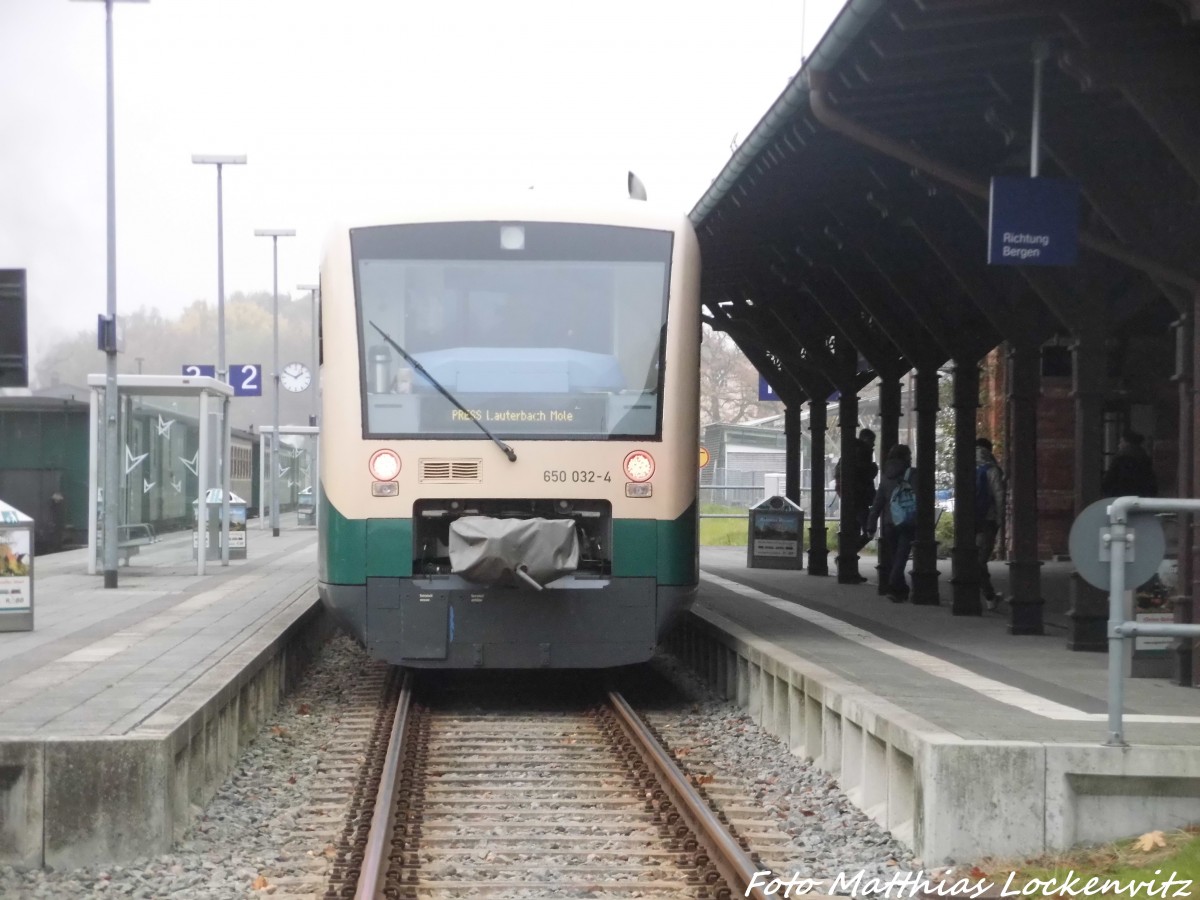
449, 516, 580, 586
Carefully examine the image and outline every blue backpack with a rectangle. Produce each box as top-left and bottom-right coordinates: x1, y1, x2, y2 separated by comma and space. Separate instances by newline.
889, 467, 917, 527
975, 463, 995, 522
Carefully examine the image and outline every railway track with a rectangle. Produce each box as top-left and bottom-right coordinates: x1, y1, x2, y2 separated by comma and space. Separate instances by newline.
323, 670, 781, 900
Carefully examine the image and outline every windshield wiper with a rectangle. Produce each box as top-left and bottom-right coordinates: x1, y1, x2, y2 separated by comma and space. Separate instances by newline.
368, 321, 517, 462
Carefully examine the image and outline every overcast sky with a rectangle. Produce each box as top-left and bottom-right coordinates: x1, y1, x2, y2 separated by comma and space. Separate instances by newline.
1, 0, 842, 371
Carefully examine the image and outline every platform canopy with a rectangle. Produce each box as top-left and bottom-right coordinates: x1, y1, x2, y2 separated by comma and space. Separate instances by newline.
691, 0, 1200, 398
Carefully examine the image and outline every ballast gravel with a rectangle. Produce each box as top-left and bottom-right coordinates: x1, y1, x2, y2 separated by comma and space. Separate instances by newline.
0, 634, 919, 899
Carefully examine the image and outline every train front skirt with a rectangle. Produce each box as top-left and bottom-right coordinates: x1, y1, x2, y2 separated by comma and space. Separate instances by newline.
319, 576, 694, 668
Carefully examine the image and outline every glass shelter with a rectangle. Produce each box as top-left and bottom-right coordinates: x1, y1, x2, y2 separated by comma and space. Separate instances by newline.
258, 425, 319, 530
87, 374, 233, 577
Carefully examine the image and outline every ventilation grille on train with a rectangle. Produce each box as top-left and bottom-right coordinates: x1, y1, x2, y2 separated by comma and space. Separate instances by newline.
418, 458, 482, 482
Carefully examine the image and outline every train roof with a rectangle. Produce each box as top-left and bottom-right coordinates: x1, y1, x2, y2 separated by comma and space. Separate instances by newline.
320, 194, 695, 256
0, 387, 90, 412
0, 388, 256, 442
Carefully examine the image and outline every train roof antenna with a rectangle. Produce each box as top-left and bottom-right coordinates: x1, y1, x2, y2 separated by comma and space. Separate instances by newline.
368, 321, 517, 462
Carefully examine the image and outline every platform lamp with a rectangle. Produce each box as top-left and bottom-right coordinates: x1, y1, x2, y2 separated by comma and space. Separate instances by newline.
71, 0, 150, 589
193, 154, 246, 565
254, 229, 295, 537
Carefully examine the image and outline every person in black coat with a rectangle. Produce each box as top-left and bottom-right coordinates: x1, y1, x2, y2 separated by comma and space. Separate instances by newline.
1102, 430, 1157, 498
835, 428, 878, 549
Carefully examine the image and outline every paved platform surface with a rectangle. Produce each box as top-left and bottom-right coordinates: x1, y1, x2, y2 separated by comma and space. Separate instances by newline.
0, 519, 318, 739
698, 546, 1200, 746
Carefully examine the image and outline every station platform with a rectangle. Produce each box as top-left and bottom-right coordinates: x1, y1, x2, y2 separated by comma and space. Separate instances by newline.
675, 547, 1200, 863
0, 519, 325, 870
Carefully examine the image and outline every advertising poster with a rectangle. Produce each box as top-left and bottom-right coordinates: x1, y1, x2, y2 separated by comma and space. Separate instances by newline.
752, 512, 800, 559
0, 527, 32, 611
228, 504, 247, 549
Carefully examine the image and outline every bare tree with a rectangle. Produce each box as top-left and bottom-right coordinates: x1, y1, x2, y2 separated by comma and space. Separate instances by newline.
700, 325, 772, 425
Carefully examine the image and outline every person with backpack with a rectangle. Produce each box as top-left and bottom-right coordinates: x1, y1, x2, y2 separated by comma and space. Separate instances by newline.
975, 437, 1006, 611
866, 443, 915, 603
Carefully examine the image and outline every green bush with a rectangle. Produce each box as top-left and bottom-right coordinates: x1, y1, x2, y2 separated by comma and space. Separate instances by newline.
936, 510, 955, 557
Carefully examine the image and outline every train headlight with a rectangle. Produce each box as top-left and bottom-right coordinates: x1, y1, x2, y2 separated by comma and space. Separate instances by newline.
623, 450, 655, 483
369, 449, 401, 481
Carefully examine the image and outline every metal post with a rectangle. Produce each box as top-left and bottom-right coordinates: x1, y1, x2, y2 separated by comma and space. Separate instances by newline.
301, 285, 319, 426
255, 229, 295, 537
217, 164, 230, 565
1104, 513, 1127, 746
87, 385, 99, 576
102, 0, 120, 588
193, 155, 246, 564
1030, 40, 1050, 178
198, 389, 209, 576
272, 237, 280, 537
74, 0, 149, 585
298, 282, 321, 530
313, 286, 320, 531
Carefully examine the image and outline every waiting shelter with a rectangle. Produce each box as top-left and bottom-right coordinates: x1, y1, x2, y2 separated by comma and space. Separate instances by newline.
257, 425, 319, 530
86, 374, 233, 577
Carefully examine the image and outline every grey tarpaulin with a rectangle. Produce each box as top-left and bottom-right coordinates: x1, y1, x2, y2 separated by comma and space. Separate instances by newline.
448, 517, 580, 586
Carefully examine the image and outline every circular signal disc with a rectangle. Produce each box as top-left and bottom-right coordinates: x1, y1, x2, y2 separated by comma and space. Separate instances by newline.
623, 450, 655, 483
369, 449, 401, 481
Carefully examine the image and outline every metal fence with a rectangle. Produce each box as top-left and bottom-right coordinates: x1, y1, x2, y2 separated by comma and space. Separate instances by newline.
700, 484, 840, 517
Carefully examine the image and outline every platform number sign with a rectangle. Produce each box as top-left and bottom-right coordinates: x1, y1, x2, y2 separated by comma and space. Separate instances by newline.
181, 363, 263, 397
231, 364, 262, 396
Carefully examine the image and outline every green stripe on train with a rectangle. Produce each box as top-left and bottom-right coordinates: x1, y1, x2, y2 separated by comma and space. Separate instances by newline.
611, 501, 698, 584
320, 490, 695, 585
319, 490, 413, 581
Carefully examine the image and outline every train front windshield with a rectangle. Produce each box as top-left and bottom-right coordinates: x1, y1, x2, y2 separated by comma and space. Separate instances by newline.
352, 221, 673, 440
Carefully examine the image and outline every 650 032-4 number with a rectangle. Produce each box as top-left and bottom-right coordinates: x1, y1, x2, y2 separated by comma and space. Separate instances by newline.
543, 470, 611, 483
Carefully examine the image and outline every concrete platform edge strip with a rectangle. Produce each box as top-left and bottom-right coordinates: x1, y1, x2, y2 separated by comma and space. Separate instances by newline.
0, 594, 334, 871
672, 608, 1200, 862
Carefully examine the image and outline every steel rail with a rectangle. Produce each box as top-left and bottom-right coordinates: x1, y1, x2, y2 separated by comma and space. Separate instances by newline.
354, 669, 413, 900
607, 689, 773, 900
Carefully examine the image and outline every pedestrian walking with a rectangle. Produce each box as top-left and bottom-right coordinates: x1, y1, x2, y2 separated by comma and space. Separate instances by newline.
866, 443, 915, 603
975, 438, 1006, 611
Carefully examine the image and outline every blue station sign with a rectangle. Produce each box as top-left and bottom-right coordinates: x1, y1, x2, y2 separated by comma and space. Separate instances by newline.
182, 363, 263, 397
987, 176, 1079, 267
759, 376, 778, 402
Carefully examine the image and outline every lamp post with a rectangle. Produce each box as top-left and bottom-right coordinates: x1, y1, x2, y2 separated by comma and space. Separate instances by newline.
297, 284, 320, 427
71, 0, 149, 589
193, 154, 246, 565
297, 283, 320, 531
254, 229, 295, 537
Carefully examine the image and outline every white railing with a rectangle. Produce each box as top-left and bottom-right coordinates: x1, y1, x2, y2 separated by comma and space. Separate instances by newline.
1104, 497, 1200, 746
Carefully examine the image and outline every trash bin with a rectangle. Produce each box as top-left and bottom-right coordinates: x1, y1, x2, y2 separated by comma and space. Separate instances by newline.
193, 489, 248, 561
297, 487, 315, 526
747, 495, 804, 570
0, 499, 34, 632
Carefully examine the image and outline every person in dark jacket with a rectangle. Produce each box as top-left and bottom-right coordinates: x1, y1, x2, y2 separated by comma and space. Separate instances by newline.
975, 438, 1006, 611
835, 428, 879, 550
1102, 430, 1157, 498
866, 443, 914, 603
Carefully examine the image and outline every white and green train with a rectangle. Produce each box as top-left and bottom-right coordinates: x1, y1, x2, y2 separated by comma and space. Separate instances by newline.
318, 196, 700, 668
